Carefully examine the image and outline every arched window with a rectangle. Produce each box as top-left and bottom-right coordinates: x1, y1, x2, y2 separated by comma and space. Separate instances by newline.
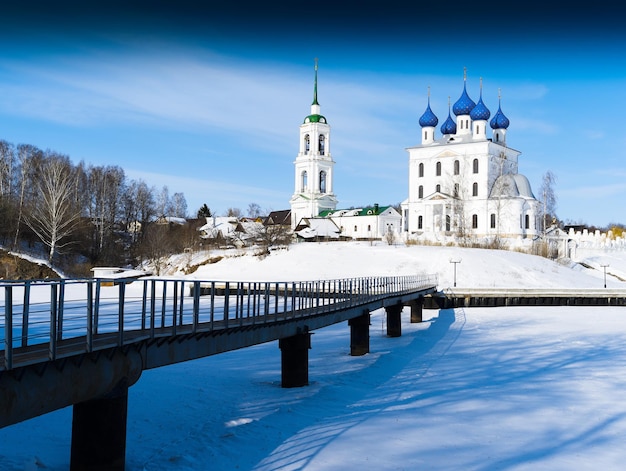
436, 161, 441, 176
525, 214, 530, 229
301, 171, 308, 191
436, 184, 441, 193
454, 160, 460, 175
418, 185, 423, 199
424, 130, 428, 141
473, 158, 479, 174
319, 134, 325, 155
472, 214, 478, 228
418, 163, 424, 178
418, 215, 423, 229
490, 213, 496, 229
472, 182, 478, 196
446, 215, 451, 231
304, 134, 310, 154
319, 171, 327, 193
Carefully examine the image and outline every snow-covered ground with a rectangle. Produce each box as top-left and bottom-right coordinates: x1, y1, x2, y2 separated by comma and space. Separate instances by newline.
2, 242, 626, 470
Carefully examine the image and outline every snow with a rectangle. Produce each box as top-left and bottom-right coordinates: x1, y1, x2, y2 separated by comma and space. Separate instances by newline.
2, 241, 626, 470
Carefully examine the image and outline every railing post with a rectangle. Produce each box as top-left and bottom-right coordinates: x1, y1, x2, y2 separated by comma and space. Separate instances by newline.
171, 281, 178, 336
94, 281, 101, 335
118, 282, 125, 346
210, 281, 215, 330
4, 286, 13, 370
49, 283, 57, 361
150, 280, 156, 338
21, 282, 30, 348
224, 282, 230, 328
141, 280, 148, 330
179, 281, 185, 326
57, 280, 65, 343
192, 281, 200, 333
86, 281, 93, 353
161, 281, 167, 328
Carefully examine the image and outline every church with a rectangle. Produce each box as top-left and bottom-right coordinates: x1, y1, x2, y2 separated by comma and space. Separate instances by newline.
289, 63, 540, 243
401, 70, 541, 241
289, 60, 402, 240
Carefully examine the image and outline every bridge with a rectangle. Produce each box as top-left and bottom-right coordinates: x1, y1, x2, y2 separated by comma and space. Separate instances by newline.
0, 274, 438, 471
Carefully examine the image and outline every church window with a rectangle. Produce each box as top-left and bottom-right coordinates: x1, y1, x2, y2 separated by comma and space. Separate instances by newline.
367, 225, 371, 232
436, 184, 441, 193
301, 171, 308, 191
304, 134, 310, 154
319, 134, 325, 155
472, 214, 478, 228
424, 130, 428, 140
354, 225, 357, 232
418, 185, 423, 199
446, 215, 451, 231
454, 160, 460, 175
525, 214, 530, 229
476, 125, 480, 134
319, 171, 327, 193
418, 215, 423, 229
472, 182, 478, 196
453, 183, 459, 198
495, 133, 500, 143
418, 163, 424, 178
473, 159, 479, 173
490, 213, 496, 229
436, 161, 441, 176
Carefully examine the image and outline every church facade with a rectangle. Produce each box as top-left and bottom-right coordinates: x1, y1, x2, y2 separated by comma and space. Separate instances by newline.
289, 60, 338, 231
289, 61, 401, 240
401, 72, 541, 241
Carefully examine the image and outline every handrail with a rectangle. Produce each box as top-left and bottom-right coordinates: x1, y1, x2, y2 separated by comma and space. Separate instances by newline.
0, 274, 438, 371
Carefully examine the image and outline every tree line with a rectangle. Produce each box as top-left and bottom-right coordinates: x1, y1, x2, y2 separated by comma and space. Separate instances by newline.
0, 139, 193, 274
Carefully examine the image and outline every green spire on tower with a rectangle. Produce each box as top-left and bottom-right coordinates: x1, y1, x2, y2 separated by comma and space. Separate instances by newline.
312, 57, 319, 106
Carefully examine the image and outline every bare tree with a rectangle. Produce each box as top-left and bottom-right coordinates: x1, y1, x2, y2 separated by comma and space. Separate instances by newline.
169, 192, 187, 218
247, 202, 262, 219
226, 207, 242, 218
539, 170, 558, 234
25, 152, 82, 262
13, 144, 43, 249
156, 185, 169, 217
87, 164, 125, 260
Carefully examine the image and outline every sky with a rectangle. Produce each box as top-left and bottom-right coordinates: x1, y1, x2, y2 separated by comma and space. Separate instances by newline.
0, 2, 625, 226
2, 241, 626, 469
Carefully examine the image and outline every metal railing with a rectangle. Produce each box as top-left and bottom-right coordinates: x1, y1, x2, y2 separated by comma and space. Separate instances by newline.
1, 274, 438, 371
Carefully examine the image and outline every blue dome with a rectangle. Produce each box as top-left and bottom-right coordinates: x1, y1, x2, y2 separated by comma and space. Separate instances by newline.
440, 111, 457, 135
470, 95, 490, 121
490, 103, 510, 129
419, 102, 439, 127
452, 82, 476, 116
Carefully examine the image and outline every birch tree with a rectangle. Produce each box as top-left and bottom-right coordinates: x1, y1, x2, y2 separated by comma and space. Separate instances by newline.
25, 153, 81, 262
539, 171, 558, 234
13, 144, 43, 249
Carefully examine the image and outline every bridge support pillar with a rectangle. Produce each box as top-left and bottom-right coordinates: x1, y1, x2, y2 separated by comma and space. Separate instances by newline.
279, 329, 312, 388
349, 310, 370, 356
70, 380, 129, 471
410, 297, 423, 323
386, 303, 403, 337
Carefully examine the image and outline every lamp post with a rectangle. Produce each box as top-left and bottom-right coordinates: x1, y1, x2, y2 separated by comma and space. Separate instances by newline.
601, 263, 609, 288
450, 258, 461, 287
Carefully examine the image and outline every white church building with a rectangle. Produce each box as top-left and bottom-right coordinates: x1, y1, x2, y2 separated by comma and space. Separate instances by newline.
289, 61, 401, 240
401, 71, 541, 241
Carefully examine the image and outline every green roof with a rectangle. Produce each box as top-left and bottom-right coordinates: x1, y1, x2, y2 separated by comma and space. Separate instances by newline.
318, 206, 391, 217
304, 114, 327, 124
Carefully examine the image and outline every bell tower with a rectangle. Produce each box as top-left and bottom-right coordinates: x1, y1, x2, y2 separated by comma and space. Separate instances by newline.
289, 58, 337, 229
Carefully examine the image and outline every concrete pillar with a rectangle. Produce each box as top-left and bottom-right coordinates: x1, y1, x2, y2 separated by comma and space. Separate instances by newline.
70, 380, 129, 471
349, 310, 370, 356
279, 330, 312, 388
385, 303, 403, 337
410, 297, 423, 323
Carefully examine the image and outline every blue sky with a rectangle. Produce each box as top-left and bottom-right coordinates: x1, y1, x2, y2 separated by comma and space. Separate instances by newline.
0, 2, 625, 227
